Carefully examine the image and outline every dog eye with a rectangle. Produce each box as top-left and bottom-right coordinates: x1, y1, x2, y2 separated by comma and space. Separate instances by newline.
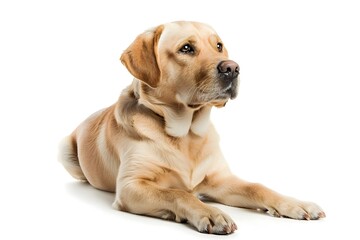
179, 44, 195, 54
217, 42, 223, 52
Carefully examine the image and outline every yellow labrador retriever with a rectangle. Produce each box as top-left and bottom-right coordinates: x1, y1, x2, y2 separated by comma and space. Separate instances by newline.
59, 21, 325, 234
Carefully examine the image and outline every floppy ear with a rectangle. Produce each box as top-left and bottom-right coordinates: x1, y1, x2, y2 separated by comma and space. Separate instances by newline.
120, 25, 164, 88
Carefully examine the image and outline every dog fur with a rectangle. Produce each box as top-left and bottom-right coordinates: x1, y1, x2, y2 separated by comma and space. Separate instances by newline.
59, 21, 325, 234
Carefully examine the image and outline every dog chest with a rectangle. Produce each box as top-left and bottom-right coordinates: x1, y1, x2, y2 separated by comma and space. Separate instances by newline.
120, 132, 224, 192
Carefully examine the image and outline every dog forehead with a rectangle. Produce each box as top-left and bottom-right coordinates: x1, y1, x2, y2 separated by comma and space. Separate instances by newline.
158, 21, 219, 48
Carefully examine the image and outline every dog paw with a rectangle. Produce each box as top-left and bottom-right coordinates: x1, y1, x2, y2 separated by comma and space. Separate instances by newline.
192, 206, 237, 234
267, 198, 326, 220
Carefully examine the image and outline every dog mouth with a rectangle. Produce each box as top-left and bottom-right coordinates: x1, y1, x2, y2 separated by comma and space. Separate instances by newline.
218, 78, 238, 100
223, 82, 235, 97
187, 78, 238, 108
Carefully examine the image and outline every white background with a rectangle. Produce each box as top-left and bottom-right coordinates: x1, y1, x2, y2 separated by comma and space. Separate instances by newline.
1, 0, 359, 239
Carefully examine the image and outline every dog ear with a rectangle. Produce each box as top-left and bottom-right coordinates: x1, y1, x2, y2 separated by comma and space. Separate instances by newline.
120, 25, 164, 88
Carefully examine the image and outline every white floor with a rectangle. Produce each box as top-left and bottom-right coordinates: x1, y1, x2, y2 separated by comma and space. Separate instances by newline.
2, 166, 358, 239
1, 1, 359, 239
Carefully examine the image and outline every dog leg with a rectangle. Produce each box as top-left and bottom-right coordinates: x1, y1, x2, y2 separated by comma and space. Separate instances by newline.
58, 136, 87, 182
197, 175, 326, 220
112, 181, 237, 234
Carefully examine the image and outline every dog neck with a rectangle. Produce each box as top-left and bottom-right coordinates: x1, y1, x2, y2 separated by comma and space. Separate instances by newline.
134, 80, 212, 138
163, 103, 212, 138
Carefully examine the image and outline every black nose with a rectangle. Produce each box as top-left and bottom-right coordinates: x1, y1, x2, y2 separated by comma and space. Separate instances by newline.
217, 60, 239, 79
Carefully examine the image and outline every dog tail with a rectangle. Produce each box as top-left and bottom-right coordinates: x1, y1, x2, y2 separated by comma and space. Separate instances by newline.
58, 135, 87, 182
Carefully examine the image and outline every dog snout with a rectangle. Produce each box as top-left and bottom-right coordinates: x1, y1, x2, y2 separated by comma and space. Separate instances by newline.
217, 60, 239, 79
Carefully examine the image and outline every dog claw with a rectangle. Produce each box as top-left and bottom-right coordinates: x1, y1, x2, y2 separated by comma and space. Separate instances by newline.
223, 226, 230, 234
232, 223, 238, 231
303, 213, 311, 220
318, 211, 326, 218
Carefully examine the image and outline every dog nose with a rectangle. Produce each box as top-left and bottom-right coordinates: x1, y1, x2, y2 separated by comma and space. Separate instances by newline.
217, 60, 239, 79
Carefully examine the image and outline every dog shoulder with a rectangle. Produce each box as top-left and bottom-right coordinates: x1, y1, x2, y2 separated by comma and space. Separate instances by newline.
115, 83, 166, 141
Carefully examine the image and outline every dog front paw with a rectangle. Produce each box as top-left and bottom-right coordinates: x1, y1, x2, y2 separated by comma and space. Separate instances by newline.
267, 198, 326, 220
191, 206, 237, 234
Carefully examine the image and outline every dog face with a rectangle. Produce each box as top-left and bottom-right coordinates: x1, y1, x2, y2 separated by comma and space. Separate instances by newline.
121, 21, 239, 109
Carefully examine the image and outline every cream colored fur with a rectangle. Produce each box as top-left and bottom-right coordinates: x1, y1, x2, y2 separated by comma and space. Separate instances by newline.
59, 21, 325, 234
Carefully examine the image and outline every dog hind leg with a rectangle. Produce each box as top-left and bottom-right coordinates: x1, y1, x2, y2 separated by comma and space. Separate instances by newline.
58, 135, 87, 182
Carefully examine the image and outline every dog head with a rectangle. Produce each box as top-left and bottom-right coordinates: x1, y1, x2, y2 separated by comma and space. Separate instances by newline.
120, 21, 239, 137
121, 21, 239, 108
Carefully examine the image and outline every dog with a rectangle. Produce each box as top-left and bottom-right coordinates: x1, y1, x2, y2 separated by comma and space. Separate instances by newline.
59, 21, 325, 234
